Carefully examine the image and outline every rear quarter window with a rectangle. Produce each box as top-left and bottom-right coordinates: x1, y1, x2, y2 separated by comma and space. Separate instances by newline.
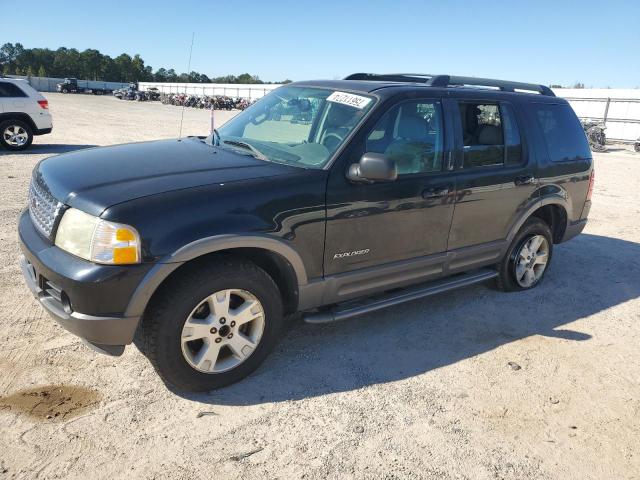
533, 103, 591, 161
0, 82, 28, 98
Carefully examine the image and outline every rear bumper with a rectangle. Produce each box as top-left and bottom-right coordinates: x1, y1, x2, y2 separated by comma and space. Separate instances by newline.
561, 219, 588, 243
561, 199, 591, 243
18, 210, 153, 352
32, 111, 53, 132
35, 127, 52, 136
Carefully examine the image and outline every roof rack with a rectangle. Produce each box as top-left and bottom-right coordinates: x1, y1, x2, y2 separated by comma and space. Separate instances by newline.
344, 73, 555, 97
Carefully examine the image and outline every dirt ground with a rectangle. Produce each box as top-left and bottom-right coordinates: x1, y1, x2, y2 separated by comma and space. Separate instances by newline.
0, 93, 639, 480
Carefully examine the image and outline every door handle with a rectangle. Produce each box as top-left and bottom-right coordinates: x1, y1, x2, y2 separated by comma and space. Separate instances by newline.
422, 186, 450, 199
514, 175, 535, 186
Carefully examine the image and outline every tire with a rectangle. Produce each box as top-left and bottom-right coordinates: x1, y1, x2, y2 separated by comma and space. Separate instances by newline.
634, 143, 640, 153
135, 257, 284, 392
495, 217, 553, 292
0, 119, 34, 151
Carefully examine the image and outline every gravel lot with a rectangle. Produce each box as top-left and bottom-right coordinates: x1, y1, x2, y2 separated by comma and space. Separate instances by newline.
0, 93, 639, 480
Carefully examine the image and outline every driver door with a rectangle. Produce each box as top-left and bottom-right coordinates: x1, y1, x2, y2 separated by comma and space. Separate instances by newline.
324, 96, 456, 280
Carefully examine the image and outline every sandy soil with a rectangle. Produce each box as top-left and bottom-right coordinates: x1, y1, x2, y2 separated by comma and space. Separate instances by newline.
0, 93, 639, 480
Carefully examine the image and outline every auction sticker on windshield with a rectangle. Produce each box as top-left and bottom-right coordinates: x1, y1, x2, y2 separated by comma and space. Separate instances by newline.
327, 91, 372, 109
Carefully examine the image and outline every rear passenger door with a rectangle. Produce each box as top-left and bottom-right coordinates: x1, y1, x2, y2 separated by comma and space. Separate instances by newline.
447, 98, 540, 251
0, 81, 28, 112
0, 81, 8, 113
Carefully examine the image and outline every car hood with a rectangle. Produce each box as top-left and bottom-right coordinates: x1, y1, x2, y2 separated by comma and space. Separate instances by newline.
37, 137, 300, 216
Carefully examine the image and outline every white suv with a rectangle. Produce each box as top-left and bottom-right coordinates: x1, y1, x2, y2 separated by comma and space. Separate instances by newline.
0, 78, 53, 151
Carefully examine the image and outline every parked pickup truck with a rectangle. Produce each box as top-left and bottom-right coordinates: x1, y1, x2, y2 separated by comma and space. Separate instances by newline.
56, 78, 113, 95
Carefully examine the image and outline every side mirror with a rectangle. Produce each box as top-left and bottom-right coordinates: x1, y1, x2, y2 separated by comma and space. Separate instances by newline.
347, 153, 398, 183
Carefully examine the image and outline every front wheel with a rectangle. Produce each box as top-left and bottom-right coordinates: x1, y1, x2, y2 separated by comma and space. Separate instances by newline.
496, 217, 553, 291
135, 258, 284, 392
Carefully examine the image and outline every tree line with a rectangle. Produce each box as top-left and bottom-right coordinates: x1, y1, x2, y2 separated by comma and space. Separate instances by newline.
0, 43, 291, 84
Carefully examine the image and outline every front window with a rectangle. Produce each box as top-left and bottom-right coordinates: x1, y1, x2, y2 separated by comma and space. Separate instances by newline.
365, 100, 444, 175
212, 86, 376, 169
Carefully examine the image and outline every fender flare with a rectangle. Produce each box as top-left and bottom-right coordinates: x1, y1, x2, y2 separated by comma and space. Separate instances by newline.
506, 195, 571, 244
124, 235, 308, 318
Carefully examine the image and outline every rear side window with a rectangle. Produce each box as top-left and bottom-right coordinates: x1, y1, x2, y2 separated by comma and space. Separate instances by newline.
459, 102, 504, 168
533, 103, 591, 161
0, 82, 28, 98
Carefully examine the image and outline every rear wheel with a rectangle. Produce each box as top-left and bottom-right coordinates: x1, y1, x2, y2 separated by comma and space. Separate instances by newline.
0, 120, 33, 151
135, 258, 284, 392
496, 218, 553, 291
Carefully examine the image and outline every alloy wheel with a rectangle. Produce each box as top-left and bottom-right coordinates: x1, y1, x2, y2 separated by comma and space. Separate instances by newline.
180, 289, 265, 373
515, 234, 549, 288
3, 125, 29, 147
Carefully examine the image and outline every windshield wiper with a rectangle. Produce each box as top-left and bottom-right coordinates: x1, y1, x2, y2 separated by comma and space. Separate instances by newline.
223, 140, 269, 161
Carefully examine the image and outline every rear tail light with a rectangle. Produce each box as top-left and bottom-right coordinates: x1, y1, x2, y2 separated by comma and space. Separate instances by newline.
37, 100, 48, 109
586, 170, 595, 201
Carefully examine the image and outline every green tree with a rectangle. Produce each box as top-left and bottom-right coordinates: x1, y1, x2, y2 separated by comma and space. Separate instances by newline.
0, 42, 291, 84
114, 53, 134, 81
165, 69, 178, 82
80, 49, 102, 80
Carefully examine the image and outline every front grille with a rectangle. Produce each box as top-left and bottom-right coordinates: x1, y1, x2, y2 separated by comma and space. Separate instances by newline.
28, 174, 63, 239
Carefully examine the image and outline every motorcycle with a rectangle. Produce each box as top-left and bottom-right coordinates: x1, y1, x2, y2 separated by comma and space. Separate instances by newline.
581, 119, 606, 152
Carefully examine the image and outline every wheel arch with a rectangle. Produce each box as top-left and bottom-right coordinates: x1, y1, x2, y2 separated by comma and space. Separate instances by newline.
125, 235, 308, 319
0, 113, 37, 132
507, 197, 570, 245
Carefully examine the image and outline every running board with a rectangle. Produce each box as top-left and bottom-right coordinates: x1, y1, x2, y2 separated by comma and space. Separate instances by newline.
302, 268, 498, 324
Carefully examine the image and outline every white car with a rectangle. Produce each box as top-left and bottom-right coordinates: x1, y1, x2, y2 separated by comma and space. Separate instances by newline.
0, 78, 52, 151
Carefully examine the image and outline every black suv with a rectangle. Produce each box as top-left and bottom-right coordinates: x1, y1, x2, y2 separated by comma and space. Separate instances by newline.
19, 74, 593, 391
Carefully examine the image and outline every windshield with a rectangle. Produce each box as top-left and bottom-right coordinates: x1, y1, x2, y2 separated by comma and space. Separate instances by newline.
211, 86, 376, 169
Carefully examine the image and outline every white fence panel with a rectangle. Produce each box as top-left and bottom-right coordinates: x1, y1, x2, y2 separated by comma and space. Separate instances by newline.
139, 82, 281, 100
554, 89, 640, 142
138, 82, 282, 100
7, 75, 130, 92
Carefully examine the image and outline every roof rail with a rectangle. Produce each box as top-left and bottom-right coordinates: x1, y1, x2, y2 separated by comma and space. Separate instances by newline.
427, 75, 555, 96
344, 73, 436, 83
344, 73, 555, 97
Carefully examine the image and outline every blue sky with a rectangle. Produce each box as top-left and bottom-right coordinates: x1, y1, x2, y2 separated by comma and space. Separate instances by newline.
3, 0, 639, 87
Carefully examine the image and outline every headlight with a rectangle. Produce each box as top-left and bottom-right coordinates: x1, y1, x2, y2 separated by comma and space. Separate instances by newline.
54, 208, 141, 264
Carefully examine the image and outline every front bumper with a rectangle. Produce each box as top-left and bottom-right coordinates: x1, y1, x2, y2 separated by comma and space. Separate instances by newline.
18, 210, 153, 353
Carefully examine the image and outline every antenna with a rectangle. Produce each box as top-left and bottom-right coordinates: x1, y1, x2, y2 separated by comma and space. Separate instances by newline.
178, 32, 195, 140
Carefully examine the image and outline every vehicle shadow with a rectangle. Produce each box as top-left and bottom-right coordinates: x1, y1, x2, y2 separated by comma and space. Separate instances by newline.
1, 144, 97, 155
179, 233, 640, 405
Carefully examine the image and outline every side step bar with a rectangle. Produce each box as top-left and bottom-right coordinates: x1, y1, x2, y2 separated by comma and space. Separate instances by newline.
302, 268, 498, 324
